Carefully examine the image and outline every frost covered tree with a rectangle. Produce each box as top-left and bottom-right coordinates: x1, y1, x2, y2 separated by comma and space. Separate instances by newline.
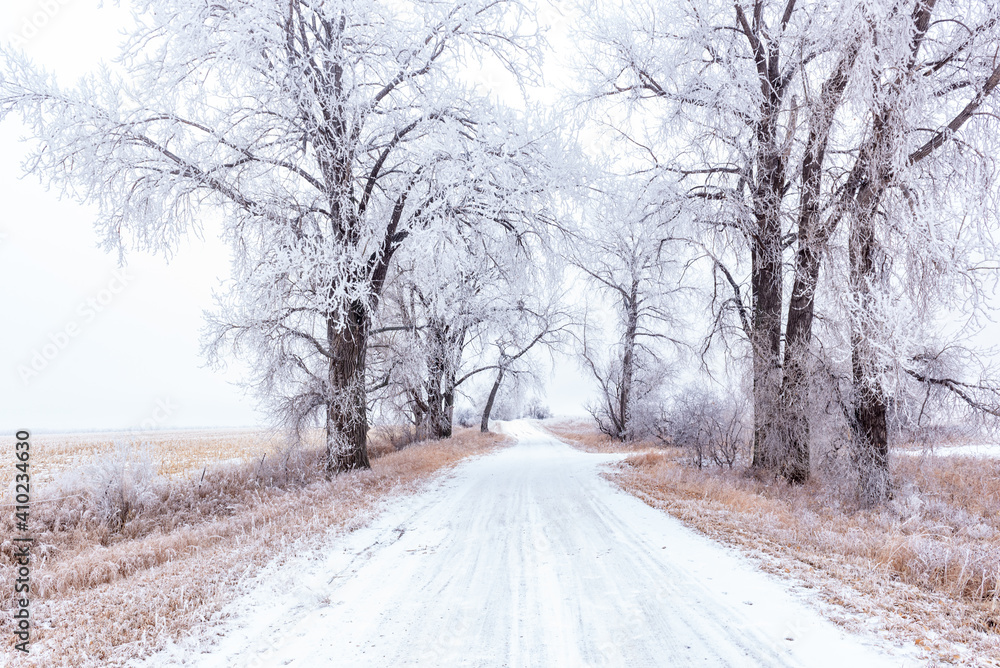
372, 216, 571, 437
477, 292, 572, 432
372, 209, 532, 439
575, 0, 855, 469
372, 259, 478, 440
0, 0, 548, 472
752, 0, 1000, 501
572, 185, 685, 441
577, 0, 1000, 497
820, 0, 1000, 504
365, 107, 570, 440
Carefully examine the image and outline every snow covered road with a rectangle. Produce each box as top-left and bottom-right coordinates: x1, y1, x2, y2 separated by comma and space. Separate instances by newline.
146, 420, 916, 667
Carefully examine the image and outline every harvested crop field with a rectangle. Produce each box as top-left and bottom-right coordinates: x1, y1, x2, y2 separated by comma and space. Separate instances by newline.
13, 429, 309, 484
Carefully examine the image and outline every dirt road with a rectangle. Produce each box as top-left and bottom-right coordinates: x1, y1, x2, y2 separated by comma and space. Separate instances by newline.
146, 421, 916, 667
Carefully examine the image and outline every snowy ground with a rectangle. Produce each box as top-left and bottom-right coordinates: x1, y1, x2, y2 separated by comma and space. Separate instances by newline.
137, 421, 920, 667
896, 442, 1000, 458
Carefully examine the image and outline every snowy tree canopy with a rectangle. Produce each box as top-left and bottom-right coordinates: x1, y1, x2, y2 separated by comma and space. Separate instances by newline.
4, 0, 1000, 505
574, 0, 1000, 501
0, 0, 561, 471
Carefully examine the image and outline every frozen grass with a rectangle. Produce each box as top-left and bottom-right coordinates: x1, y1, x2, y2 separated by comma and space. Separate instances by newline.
545, 420, 1000, 665
0, 428, 505, 667
538, 418, 660, 454
20, 428, 304, 483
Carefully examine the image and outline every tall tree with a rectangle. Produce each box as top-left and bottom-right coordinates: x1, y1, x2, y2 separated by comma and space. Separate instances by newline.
576, 0, 854, 468
826, 0, 1000, 503
576, 0, 1000, 495
571, 184, 685, 441
777, 38, 862, 483
1, 0, 545, 472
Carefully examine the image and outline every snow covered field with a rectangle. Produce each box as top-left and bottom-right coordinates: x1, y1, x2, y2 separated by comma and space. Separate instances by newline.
896, 443, 1000, 458
140, 421, 917, 667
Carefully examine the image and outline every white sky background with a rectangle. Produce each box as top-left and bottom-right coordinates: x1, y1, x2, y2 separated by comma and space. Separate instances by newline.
0, 0, 597, 432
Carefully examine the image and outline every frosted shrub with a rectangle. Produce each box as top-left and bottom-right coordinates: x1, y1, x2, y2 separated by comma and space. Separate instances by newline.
78, 441, 160, 532
523, 399, 551, 420
453, 407, 478, 429
665, 391, 750, 469
887, 481, 923, 519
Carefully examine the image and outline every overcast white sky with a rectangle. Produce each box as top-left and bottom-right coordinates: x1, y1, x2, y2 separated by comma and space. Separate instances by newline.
0, 0, 595, 433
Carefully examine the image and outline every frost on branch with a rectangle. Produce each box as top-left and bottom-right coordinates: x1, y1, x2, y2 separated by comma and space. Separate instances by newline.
571, 178, 688, 442
575, 0, 1000, 503
0, 0, 555, 473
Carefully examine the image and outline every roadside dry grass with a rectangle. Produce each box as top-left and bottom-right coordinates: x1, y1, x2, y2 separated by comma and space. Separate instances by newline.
545, 420, 1000, 666
1, 428, 505, 667
539, 418, 659, 454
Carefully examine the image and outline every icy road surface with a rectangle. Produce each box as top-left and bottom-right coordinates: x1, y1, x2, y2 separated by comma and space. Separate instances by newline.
145, 420, 916, 667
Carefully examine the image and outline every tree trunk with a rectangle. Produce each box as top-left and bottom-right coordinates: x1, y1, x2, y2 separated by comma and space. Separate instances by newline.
422, 321, 463, 439
325, 299, 371, 474
749, 232, 784, 471
425, 329, 448, 439
778, 45, 858, 484
408, 389, 428, 435
849, 201, 890, 506
746, 30, 788, 473
778, 137, 829, 481
440, 388, 454, 438
780, 248, 820, 483
617, 281, 639, 441
852, 362, 890, 507
438, 325, 466, 438
480, 366, 505, 433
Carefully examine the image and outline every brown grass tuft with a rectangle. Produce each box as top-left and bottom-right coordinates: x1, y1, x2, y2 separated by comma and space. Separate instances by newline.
621, 451, 673, 469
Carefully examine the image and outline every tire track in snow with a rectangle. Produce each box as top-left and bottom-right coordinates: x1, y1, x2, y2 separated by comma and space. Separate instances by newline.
142, 420, 919, 667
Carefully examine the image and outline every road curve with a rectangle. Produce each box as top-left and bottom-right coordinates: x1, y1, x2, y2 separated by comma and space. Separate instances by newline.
147, 420, 916, 667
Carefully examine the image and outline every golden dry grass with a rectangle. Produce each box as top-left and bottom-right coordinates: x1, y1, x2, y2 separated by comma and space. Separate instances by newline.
19, 429, 320, 483
0, 428, 505, 667
540, 419, 663, 454
546, 419, 1000, 666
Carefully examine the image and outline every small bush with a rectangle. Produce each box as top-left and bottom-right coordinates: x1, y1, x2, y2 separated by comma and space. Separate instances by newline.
454, 406, 478, 428
523, 399, 552, 420
74, 442, 160, 532
663, 390, 750, 469
372, 424, 427, 452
